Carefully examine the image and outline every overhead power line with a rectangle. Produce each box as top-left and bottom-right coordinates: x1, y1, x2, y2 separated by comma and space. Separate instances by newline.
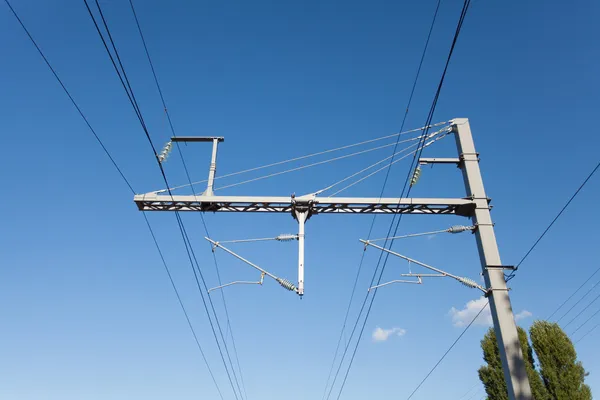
83, 1, 244, 398
3, 1, 225, 397
507, 158, 600, 281
328, 1, 472, 399
556, 279, 600, 323
575, 322, 599, 344
406, 301, 488, 400
320, 2, 444, 397
571, 307, 600, 336
1, 0, 134, 194
547, 267, 600, 320
126, 0, 248, 397
563, 292, 600, 329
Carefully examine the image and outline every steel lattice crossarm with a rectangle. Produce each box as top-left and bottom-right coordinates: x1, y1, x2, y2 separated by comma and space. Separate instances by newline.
133, 194, 476, 217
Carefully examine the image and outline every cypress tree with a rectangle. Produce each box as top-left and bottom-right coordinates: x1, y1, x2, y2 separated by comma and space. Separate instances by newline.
530, 321, 591, 400
478, 327, 548, 400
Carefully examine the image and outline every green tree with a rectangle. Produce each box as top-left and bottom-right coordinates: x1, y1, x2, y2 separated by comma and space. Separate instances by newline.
478, 327, 548, 400
530, 321, 592, 400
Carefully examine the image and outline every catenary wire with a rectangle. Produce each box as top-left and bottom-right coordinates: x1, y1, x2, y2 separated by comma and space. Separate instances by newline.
563, 292, 600, 329
322, 1, 443, 398
329, 2, 471, 399
3, 2, 226, 397
83, 2, 244, 398
556, 279, 600, 323
2, 0, 134, 194
547, 267, 600, 320
405, 301, 487, 400
575, 323, 599, 344
571, 307, 600, 336
126, 0, 248, 397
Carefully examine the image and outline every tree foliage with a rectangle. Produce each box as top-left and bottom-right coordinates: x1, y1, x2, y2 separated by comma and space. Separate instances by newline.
530, 321, 591, 400
478, 326, 548, 400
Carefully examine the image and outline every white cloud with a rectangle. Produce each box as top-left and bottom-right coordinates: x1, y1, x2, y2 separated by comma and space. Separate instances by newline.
515, 310, 533, 321
448, 297, 533, 327
372, 326, 406, 342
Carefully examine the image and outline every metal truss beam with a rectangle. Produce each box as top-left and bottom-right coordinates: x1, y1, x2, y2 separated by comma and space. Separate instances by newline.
134, 194, 476, 216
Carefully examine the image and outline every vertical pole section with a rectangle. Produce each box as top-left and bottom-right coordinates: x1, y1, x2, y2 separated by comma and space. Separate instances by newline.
205, 138, 220, 196
296, 211, 307, 296
452, 119, 532, 400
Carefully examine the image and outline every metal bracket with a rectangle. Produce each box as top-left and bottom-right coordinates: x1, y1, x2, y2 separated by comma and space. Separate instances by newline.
486, 265, 516, 271
418, 157, 461, 165
484, 287, 511, 297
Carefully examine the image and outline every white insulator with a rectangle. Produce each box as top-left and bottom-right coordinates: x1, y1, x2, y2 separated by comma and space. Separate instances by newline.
448, 225, 473, 234
158, 141, 172, 164
276, 234, 298, 242
277, 278, 297, 292
457, 276, 480, 289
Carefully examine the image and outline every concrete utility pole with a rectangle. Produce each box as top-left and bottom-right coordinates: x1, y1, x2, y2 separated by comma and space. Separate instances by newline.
452, 119, 532, 400
134, 119, 532, 399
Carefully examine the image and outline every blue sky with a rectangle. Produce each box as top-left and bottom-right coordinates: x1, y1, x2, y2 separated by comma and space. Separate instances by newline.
1, 1, 599, 399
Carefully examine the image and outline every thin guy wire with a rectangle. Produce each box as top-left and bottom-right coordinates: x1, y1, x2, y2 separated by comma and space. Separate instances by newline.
317, 126, 448, 195
317, 141, 423, 196
214, 137, 424, 192
84, 3, 243, 398
216, 236, 297, 244
126, 0, 248, 396
322, 1, 443, 397
3, 4, 225, 396
159, 122, 448, 193
330, 130, 449, 196
369, 228, 453, 242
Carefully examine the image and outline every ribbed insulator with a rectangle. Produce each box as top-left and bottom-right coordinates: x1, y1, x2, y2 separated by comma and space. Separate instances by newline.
410, 166, 422, 187
277, 278, 297, 292
457, 276, 480, 289
276, 234, 298, 242
448, 225, 473, 234
158, 141, 172, 163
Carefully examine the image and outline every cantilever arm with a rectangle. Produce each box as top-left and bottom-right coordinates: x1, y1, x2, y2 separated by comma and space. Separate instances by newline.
205, 237, 299, 294
360, 239, 486, 293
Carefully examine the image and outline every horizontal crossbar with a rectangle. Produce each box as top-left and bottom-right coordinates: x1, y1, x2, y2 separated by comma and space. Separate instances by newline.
134, 194, 476, 216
